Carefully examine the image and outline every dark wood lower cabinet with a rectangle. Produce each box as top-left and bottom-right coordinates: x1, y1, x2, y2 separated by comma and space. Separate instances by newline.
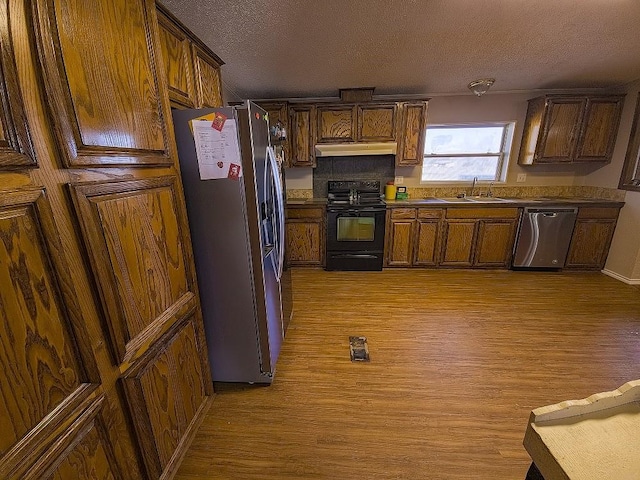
286, 206, 325, 267
565, 207, 621, 270
475, 219, 518, 268
385, 208, 442, 267
440, 220, 477, 267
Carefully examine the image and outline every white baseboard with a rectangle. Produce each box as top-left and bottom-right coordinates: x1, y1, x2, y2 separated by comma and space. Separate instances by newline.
602, 269, 640, 285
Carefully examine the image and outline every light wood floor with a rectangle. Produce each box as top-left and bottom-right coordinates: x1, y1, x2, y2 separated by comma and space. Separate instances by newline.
176, 269, 640, 480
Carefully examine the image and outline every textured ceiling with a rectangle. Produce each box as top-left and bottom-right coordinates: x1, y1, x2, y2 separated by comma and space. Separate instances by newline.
161, 0, 640, 100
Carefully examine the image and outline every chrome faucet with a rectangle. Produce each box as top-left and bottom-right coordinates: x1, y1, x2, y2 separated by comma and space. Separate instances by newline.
486, 182, 494, 197
469, 176, 478, 197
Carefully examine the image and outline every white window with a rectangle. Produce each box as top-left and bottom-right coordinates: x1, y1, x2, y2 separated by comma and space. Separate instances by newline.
421, 123, 514, 182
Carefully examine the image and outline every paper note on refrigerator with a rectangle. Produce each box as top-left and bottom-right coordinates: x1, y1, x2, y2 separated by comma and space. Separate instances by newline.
191, 118, 243, 180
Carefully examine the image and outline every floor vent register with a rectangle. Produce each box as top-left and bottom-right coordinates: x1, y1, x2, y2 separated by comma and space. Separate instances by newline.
349, 336, 370, 362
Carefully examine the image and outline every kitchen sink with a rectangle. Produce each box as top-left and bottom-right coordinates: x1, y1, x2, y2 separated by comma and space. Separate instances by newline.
464, 196, 510, 202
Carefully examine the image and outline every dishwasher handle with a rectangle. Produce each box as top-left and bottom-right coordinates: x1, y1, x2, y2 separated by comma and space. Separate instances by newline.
524, 207, 578, 215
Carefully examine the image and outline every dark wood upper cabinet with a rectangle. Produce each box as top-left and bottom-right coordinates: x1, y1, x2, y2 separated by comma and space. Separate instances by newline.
518, 94, 624, 165
32, 0, 174, 167
357, 103, 397, 142
0, 0, 37, 168
156, 6, 197, 109
396, 101, 428, 166
192, 44, 223, 108
289, 104, 316, 167
317, 105, 357, 143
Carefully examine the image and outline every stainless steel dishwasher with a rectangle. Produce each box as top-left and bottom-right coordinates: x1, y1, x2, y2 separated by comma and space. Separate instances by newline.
512, 207, 578, 268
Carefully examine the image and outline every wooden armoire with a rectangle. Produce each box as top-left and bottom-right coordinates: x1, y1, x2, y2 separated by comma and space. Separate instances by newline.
0, 1, 220, 478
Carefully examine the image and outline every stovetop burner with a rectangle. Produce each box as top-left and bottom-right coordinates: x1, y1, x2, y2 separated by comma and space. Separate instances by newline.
327, 180, 385, 208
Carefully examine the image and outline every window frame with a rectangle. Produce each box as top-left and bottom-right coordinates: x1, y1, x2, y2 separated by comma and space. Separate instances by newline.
420, 122, 514, 184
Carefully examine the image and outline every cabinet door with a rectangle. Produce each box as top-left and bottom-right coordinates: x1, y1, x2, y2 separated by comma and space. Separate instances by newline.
33, 0, 174, 167
0, 189, 106, 479
0, 1, 37, 168
565, 219, 617, 270
414, 219, 441, 266
386, 219, 414, 266
286, 220, 323, 266
289, 105, 316, 167
474, 219, 517, 267
397, 102, 428, 166
537, 98, 585, 163
357, 104, 397, 142
317, 105, 357, 143
575, 96, 624, 163
260, 102, 291, 167
156, 7, 196, 109
192, 44, 223, 108
69, 177, 212, 479
441, 220, 476, 267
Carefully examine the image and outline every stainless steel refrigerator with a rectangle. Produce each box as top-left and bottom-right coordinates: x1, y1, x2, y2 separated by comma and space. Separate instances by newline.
172, 101, 292, 384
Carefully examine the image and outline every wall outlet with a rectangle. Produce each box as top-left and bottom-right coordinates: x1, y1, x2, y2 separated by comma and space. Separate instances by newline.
516, 173, 527, 183
394, 176, 404, 185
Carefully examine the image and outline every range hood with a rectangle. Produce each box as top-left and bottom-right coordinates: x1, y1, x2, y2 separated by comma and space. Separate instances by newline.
315, 142, 397, 157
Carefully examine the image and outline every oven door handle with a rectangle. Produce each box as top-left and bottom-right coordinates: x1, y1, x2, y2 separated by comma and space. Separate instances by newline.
327, 208, 385, 214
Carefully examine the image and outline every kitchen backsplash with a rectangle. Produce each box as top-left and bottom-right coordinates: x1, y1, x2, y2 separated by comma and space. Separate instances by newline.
311, 155, 395, 197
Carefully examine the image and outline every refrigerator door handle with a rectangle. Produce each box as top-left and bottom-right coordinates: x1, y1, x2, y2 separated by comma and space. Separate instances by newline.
267, 146, 285, 281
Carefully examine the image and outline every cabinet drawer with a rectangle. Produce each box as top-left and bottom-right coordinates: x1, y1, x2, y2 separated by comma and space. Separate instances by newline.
390, 208, 417, 219
286, 207, 324, 219
417, 208, 443, 219
446, 207, 519, 219
576, 207, 620, 220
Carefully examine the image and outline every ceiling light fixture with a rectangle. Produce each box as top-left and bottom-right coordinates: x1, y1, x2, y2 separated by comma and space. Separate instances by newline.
468, 78, 495, 97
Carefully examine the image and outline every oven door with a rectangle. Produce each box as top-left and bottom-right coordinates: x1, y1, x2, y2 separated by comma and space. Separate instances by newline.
326, 207, 386, 253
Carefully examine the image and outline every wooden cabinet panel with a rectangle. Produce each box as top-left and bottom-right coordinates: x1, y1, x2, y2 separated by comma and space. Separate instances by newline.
69, 177, 197, 366
357, 104, 397, 142
441, 220, 476, 266
0, 188, 102, 479
576, 97, 624, 162
260, 102, 291, 167
397, 102, 428, 166
519, 94, 624, 165
474, 220, 517, 267
0, 0, 36, 167
414, 219, 440, 266
157, 7, 196, 109
192, 44, 223, 108
33, 0, 174, 167
286, 220, 323, 266
565, 219, 617, 270
122, 318, 207, 478
289, 105, 316, 167
386, 219, 414, 266
539, 98, 584, 162
317, 105, 356, 143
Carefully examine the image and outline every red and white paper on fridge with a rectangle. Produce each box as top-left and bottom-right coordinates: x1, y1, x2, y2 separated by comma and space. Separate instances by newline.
191, 115, 243, 180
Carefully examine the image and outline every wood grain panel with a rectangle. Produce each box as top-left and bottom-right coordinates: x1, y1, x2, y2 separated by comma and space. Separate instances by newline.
317, 106, 356, 143
0, 189, 84, 455
576, 207, 620, 220
157, 7, 196, 109
446, 207, 519, 219
539, 99, 584, 162
474, 220, 517, 267
122, 318, 209, 479
414, 219, 440, 266
397, 102, 428, 166
286, 206, 324, 219
49, 424, 116, 480
33, 0, 173, 166
576, 97, 624, 162
440, 220, 476, 266
386, 219, 413, 266
565, 219, 617, 270
286, 220, 323, 266
192, 44, 222, 108
357, 104, 396, 142
69, 177, 197, 365
289, 105, 316, 167
390, 207, 417, 219
0, 0, 37, 167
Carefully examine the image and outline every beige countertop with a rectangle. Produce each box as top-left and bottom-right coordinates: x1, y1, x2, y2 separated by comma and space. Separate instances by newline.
287, 197, 624, 208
